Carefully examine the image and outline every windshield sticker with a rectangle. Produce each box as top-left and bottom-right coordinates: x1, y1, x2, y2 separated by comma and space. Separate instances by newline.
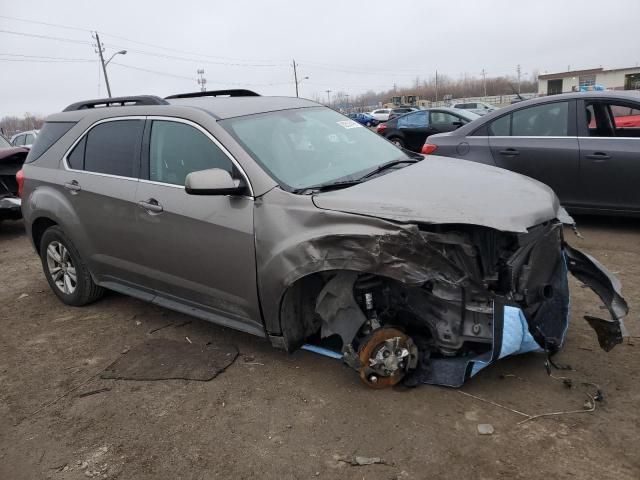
336, 120, 363, 129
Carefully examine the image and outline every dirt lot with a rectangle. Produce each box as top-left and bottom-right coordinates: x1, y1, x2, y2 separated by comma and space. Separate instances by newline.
1, 216, 638, 480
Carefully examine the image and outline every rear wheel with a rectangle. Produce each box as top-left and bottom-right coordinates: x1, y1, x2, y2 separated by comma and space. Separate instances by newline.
390, 137, 405, 148
40, 226, 104, 306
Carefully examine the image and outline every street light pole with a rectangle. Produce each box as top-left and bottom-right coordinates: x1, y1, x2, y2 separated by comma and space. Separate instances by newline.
325, 89, 331, 105
94, 33, 112, 98
94, 32, 127, 98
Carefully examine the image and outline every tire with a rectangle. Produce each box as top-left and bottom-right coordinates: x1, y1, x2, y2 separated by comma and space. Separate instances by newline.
366, 121, 372, 127
390, 137, 405, 148
40, 226, 104, 306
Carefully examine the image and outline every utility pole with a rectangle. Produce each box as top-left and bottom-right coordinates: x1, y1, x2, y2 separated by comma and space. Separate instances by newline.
516, 64, 522, 94
435, 70, 438, 103
481, 68, 487, 97
197, 69, 207, 92
325, 89, 331, 105
292, 59, 299, 97
94, 32, 112, 98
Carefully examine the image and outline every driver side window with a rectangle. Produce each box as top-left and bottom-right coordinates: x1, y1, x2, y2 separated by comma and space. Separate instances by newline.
149, 121, 234, 186
430, 111, 460, 126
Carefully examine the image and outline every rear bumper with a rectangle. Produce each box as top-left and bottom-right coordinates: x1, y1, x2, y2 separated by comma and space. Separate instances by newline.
0, 196, 22, 220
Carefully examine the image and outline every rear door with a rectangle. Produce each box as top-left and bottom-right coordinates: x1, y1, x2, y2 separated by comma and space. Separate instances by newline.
576, 98, 640, 211
58, 117, 148, 290
134, 117, 262, 335
396, 110, 431, 151
487, 100, 580, 205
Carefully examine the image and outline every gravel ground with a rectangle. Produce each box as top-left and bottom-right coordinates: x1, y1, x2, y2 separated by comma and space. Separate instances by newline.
1, 216, 638, 479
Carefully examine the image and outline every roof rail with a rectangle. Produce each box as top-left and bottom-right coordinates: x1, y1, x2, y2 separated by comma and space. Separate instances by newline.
63, 95, 169, 112
165, 89, 260, 100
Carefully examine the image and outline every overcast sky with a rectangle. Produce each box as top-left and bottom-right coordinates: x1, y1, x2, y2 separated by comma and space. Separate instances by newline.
1, 0, 638, 117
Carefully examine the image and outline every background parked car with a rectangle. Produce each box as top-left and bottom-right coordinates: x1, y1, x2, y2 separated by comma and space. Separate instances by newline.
387, 106, 419, 120
0, 134, 28, 221
368, 108, 391, 122
423, 91, 640, 214
450, 101, 498, 116
347, 112, 379, 127
10, 129, 38, 148
377, 108, 480, 151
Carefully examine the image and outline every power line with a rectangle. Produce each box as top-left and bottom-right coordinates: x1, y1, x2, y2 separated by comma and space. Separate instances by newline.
0, 28, 286, 67
0, 52, 94, 61
110, 62, 291, 87
0, 15, 288, 65
0, 57, 94, 63
0, 14, 90, 33
105, 45, 285, 67
0, 29, 92, 45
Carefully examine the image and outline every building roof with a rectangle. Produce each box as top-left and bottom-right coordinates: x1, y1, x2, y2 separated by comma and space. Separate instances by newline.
538, 66, 640, 80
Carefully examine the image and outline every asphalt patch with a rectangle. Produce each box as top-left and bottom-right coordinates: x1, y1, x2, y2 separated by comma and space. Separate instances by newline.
101, 338, 238, 381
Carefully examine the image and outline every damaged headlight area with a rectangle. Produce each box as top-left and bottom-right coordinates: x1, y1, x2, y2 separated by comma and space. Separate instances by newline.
300, 221, 628, 388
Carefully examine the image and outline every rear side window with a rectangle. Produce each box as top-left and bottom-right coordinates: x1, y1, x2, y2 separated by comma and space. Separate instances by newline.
488, 102, 569, 136
512, 102, 568, 136
26, 122, 75, 163
398, 111, 428, 128
83, 120, 144, 177
149, 120, 233, 186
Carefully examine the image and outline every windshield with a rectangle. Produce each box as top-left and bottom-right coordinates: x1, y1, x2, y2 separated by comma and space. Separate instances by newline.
221, 107, 408, 191
0, 135, 10, 148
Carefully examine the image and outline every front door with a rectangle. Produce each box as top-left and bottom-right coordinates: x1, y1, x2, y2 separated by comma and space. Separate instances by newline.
487, 100, 581, 205
134, 118, 262, 335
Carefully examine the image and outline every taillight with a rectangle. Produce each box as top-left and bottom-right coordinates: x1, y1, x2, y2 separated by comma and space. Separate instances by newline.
421, 143, 438, 155
376, 123, 387, 133
16, 169, 24, 197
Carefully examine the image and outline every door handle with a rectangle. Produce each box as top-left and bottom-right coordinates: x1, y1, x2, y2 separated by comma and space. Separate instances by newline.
138, 199, 164, 213
64, 180, 81, 193
586, 152, 611, 161
499, 148, 520, 156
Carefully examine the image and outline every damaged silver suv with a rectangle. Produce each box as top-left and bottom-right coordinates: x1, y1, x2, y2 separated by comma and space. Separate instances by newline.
20, 90, 628, 388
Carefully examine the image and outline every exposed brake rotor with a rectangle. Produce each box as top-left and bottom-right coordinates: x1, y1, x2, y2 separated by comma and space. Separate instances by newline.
358, 327, 418, 389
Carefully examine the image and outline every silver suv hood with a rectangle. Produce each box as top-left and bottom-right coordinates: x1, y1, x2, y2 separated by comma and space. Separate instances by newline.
312, 155, 560, 233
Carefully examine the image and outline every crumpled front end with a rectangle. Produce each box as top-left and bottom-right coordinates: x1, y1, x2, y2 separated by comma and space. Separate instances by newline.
309, 219, 628, 388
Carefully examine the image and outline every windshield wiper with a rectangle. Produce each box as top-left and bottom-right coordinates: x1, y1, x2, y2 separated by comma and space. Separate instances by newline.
356, 158, 419, 181
293, 157, 420, 194
293, 179, 363, 194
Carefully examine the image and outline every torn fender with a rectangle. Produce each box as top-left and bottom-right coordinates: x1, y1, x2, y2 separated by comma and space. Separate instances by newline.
564, 243, 629, 351
254, 188, 473, 336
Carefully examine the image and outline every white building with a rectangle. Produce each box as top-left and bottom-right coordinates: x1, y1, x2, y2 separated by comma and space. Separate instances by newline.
538, 66, 640, 95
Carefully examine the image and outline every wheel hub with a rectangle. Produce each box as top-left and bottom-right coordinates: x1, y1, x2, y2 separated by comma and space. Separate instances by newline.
358, 328, 418, 388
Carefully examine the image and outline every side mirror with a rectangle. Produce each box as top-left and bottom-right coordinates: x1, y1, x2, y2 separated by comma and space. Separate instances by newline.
452, 121, 464, 127
185, 168, 246, 196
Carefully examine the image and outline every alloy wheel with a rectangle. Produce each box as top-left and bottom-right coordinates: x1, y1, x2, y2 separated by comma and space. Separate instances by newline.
46, 241, 77, 294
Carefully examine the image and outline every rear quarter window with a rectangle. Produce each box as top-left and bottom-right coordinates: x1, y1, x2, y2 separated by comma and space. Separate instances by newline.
25, 122, 76, 163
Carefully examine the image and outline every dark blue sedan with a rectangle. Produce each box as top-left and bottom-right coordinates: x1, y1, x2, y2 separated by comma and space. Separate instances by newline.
347, 112, 379, 127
